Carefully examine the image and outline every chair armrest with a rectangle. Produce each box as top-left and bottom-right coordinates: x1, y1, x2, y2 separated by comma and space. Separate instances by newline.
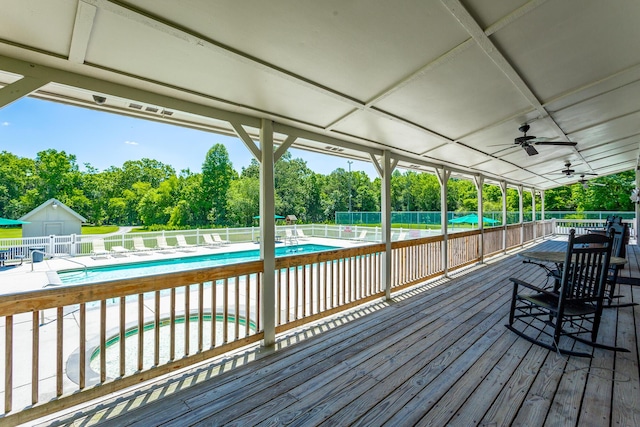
509, 277, 558, 297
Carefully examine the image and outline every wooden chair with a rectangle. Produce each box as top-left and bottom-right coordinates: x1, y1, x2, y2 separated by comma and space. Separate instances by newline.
604, 222, 637, 307
506, 229, 628, 357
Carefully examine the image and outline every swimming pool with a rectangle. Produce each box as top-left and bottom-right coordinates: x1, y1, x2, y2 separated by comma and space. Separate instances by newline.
58, 244, 337, 285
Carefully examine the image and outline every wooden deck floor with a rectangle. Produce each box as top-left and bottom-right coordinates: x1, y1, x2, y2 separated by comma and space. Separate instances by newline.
40, 238, 640, 426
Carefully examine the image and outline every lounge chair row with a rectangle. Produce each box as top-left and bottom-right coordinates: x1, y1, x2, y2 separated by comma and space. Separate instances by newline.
90, 233, 230, 258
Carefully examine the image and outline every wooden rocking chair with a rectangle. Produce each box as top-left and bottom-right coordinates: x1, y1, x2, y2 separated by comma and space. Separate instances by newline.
506, 229, 628, 358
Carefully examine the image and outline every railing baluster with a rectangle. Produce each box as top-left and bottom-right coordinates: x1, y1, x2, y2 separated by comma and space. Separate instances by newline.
301, 263, 306, 317
170, 288, 176, 361
32, 311, 39, 405
155, 291, 160, 366
211, 280, 217, 347
79, 303, 86, 390
185, 285, 190, 356
277, 269, 282, 325
223, 278, 229, 344
285, 268, 291, 322
198, 283, 204, 352
245, 274, 250, 336
256, 273, 261, 331
234, 277, 240, 340
57, 307, 63, 396
5, 315, 12, 413
138, 294, 144, 371
119, 297, 125, 376
100, 300, 106, 383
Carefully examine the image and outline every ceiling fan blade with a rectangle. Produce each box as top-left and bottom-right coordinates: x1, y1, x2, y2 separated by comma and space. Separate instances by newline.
533, 141, 578, 146
515, 135, 536, 144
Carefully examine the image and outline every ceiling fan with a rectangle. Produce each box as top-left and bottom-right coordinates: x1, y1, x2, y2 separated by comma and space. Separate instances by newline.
577, 175, 605, 189
556, 162, 597, 177
513, 124, 578, 156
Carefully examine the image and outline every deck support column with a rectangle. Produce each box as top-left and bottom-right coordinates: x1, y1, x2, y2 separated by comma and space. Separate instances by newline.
500, 181, 507, 253
259, 119, 276, 347
473, 175, 484, 263
371, 151, 396, 300
541, 190, 546, 238
436, 167, 451, 276
531, 188, 537, 241
517, 185, 523, 246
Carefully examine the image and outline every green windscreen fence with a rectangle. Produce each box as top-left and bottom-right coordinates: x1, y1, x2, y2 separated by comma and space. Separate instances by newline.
334, 211, 633, 225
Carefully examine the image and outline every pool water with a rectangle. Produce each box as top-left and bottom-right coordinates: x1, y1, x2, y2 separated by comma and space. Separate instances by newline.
89, 314, 255, 379
58, 244, 337, 285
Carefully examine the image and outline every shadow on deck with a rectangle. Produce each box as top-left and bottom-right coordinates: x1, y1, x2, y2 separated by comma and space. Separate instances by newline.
37, 238, 640, 426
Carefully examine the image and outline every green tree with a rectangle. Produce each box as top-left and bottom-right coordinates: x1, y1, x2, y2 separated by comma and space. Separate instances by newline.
201, 144, 236, 226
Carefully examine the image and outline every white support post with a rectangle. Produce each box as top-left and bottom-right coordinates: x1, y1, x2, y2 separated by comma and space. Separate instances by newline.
518, 185, 524, 246
500, 181, 507, 253
531, 188, 537, 242
474, 175, 484, 263
259, 119, 276, 347
541, 190, 546, 238
437, 167, 451, 276
636, 166, 640, 241
381, 151, 392, 299
371, 151, 395, 300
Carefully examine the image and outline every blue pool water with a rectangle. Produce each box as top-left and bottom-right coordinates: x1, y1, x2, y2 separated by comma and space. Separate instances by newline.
58, 244, 337, 285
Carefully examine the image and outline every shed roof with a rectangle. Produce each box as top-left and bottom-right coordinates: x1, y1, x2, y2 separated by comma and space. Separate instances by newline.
19, 198, 87, 223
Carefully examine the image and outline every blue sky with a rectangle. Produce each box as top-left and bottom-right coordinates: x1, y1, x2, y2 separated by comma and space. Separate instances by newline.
0, 97, 376, 177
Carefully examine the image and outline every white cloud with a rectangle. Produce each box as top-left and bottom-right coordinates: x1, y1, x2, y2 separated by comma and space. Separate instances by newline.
1, 121, 9, 126
124, 140, 138, 145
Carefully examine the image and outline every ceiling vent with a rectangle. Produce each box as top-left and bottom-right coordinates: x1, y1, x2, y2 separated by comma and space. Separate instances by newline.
324, 145, 344, 153
128, 103, 143, 110
161, 109, 174, 116
145, 106, 159, 113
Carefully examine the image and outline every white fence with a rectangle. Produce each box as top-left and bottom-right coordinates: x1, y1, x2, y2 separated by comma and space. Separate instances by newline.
0, 219, 633, 265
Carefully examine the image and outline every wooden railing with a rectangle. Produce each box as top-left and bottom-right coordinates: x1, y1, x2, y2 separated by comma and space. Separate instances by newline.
483, 226, 504, 257
391, 236, 443, 290
275, 244, 386, 332
0, 262, 264, 424
0, 220, 557, 424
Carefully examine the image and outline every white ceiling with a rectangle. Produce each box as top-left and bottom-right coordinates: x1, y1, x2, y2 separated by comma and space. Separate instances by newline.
0, 0, 639, 189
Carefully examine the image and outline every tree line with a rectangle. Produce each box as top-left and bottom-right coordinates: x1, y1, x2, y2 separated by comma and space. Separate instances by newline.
0, 145, 634, 228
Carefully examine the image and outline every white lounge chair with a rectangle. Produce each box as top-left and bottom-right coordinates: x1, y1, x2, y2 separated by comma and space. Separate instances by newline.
91, 239, 111, 258
285, 229, 298, 245
202, 234, 221, 248
211, 233, 230, 246
156, 235, 176, 252
350, 230, 367, 242
295, 229, 309, 240
110, 245, 131, 257
132, 236, 152, 254
176, 235, 197, 252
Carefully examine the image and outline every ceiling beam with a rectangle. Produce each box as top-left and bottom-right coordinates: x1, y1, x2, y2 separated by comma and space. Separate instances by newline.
0, 76, 49, 108
439, 0, 593, 171
69, 1, 97, 64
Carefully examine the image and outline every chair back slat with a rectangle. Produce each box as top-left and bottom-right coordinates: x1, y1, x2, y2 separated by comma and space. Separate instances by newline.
560, 230, 613, 304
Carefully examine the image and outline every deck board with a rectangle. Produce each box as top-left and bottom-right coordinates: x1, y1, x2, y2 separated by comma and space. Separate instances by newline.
39, 238, 640, 427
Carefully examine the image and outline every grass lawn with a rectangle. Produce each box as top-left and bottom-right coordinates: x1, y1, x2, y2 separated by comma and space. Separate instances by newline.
0, 225, 120, 239
0, 228, 22, 239
81, 225, 119, 235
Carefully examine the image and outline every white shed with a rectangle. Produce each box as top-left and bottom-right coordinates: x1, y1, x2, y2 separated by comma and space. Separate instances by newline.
19, 198, 86, 238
